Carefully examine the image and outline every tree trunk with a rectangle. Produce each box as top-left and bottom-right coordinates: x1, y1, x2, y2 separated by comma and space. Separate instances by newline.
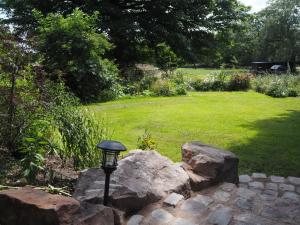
7, 67, 17, 153
289, 54, 297, 74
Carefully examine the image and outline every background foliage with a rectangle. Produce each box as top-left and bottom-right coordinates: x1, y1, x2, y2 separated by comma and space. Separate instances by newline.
1, 0, 249, 66
0, 26, 109, 183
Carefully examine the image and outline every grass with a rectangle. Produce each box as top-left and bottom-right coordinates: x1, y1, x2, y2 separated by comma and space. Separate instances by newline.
176, 67, 248, 79
86, 91, 300, 177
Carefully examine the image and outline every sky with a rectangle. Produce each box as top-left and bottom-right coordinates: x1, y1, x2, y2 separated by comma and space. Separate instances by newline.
0, 9, 6, 19
239, 0, 268, 12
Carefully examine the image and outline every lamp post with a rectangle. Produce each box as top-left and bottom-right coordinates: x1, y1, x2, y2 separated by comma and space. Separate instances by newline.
97, 140, 126, 206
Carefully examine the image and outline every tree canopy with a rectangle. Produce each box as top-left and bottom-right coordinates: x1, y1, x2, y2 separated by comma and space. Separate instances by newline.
257, 0, 300, 71
1, 0, 298, 70
1, 0, 249, 66
209, 0, 300, 69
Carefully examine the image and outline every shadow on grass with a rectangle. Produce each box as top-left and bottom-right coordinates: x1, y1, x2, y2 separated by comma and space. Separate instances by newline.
229, 110, 300, 177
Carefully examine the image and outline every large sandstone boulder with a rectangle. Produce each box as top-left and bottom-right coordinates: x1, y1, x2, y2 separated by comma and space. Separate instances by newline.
0, 187, 80, 225
182, 141, 238, 184
74, 150, 191, 213
0, 187, 119, 225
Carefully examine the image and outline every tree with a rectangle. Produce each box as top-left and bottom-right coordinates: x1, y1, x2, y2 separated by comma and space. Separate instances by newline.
35, 9, 118, 101
213, 13, 261, 67
0, 24, 32, 153
257, 0, 300, 72
155, 43, 180, 76
1, 0, 249, 66
209, 0, 300, 69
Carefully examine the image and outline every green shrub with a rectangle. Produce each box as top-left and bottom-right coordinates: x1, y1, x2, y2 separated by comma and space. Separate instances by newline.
54, 110, 109, 169
35, 9, 119, 102
150, 79, 176, 96
170, 73, 188, 95
203, 77, 225, 91
20, 119, 55, 182
137, 130, 157, 150
1, 69, 44, 155
190, 79, 204, 91
122, 66, 145, 82
120, 74, 158, 96
227, 73, 251, 91
142, 90, 154, 96
155, 43, 180, 76
44, 81, 111, 169
251, 76, 269, 93
139, 76, 158, 92
97, 82, 124, 102
288, 88, 298, 97
121, 82, 140, 95
0, 67, 57, 182
175, 84, 188, 95
170, 72, 185, 85
1, 69, 111, 182
266, 81, 289, 97
190, 71, 229, 91
1, 27, 111, 182
120, 69, 187, 97
251, 74, 300, 98
190, 72, 252, 92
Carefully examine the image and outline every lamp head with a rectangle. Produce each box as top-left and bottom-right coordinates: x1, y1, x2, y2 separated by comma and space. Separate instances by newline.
97, 140, 126, 170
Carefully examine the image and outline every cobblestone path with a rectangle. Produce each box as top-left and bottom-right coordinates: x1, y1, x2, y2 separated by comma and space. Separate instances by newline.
126, 174, 300, 225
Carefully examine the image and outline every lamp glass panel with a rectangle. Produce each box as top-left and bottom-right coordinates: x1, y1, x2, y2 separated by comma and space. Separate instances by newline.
101, 152, 106, 167
104, 152, 117, 167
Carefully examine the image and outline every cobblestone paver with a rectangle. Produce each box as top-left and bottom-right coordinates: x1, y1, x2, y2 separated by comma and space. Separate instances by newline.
126, 174, 300, 225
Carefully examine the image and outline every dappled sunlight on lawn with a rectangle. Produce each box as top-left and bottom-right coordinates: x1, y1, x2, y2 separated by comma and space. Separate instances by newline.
87, 92, 300, 176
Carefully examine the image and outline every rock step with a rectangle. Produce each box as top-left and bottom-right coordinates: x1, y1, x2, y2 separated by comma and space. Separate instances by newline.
163, 193, 184, 207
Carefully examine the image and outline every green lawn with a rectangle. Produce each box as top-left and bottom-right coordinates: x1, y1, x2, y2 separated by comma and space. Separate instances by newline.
176, 67, 248, 79
86, 91, 300, 177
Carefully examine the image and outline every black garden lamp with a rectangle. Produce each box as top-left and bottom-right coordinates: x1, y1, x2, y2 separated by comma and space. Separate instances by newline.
97, 140, 126, 206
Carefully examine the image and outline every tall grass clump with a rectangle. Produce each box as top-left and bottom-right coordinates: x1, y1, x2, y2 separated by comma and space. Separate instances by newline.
1, 70, 110, 182
41, 82, 111, 170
